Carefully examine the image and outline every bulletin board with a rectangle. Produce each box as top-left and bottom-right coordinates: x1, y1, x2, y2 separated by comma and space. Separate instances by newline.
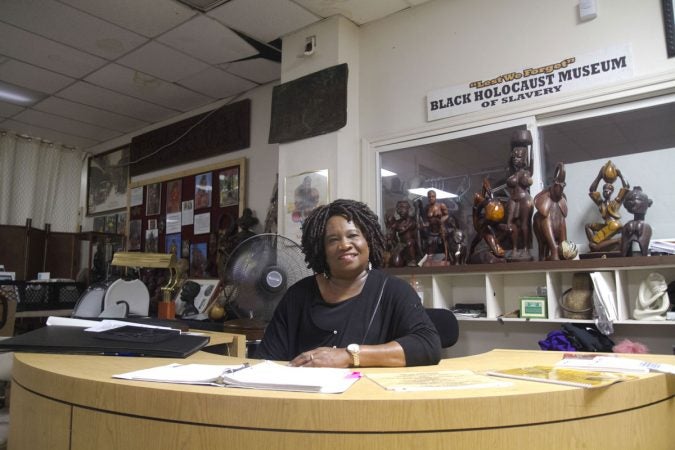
126, 158, 246, 279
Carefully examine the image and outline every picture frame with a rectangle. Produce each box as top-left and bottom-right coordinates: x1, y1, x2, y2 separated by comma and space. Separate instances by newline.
146, 183, 161, 216
664, 0, 675, 57
218, 167, 239, 207
166, 180, 182, 214
284, 169, 329, 242
194, 172, 213, 209
87, 146, 129, 215
174, 278, 222, 320
520, 297, 547, 319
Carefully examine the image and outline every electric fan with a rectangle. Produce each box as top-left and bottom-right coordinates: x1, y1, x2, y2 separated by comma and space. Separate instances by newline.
221, 233, 312, 323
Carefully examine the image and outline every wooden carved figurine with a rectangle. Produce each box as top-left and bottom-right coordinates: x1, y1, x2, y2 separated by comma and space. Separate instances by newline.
505, 129, 534, 261
620, 186, 653, 257
386, 200, 420, 267
469, 177, 507, 264
447, 228, 467, 265
585, 160, 630, 252
533, 162, 569, 261
422, 190, 449, 264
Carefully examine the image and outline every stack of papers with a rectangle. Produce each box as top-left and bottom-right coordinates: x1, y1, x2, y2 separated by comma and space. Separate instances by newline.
366, 370, 511, 392
114, 360, 361, 394
486, 366, 637, 388
556, 355, 675, 375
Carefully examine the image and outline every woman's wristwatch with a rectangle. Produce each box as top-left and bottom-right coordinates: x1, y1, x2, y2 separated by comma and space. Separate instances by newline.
347, 343, 360, 367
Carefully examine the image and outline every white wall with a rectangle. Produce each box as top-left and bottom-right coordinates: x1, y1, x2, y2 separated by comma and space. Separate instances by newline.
358, 0, 675, 143
82, 83, 279, 232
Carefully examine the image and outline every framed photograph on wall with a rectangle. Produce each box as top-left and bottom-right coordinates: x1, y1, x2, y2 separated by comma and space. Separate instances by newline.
166, 180, 182, 213
284, 169, 329, 242
195, 172, 212, 209
87, 146, 129, 215
146, 183, 161, 216
218, 167, 239, 207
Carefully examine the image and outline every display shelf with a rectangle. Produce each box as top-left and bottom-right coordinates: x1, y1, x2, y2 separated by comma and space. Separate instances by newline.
385, 255, 675, 325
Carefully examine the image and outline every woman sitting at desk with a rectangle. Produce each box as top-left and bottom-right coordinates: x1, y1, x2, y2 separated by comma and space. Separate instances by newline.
255, 199, 441, 368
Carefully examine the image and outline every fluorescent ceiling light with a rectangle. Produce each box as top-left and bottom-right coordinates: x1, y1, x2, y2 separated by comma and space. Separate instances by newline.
0, 81, 47, 106
380, 169, 397, 177
407, 188, 457, 199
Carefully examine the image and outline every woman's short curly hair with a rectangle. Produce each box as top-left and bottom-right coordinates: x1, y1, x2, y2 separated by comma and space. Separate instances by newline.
300, 199, 385, 275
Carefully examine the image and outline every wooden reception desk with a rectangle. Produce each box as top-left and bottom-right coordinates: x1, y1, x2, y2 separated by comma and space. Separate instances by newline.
8, 347, 675, 450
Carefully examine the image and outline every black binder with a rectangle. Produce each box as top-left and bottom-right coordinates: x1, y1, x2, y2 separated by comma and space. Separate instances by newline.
0, 326, 210, 358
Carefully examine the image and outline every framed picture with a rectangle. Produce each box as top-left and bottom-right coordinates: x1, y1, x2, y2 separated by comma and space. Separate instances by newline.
218, 167, 239, 207
145, 229, 159, 252
190, 242, 208, 278
195, 172, 212, 209
174, 278, 222, 320
520, 297, 547, 319
284, 169, 329, 242
116, 212, 127, 235
128, 220, 142, 250
166, 180, 182, 214
87, 146, 129, 215
146, 183, 161, 216
166, 233, 181, 257
93, 216, 106, 233
664, 0, 675, 57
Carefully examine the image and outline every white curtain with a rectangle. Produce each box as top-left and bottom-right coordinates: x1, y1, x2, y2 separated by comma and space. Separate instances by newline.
0, 132, 85, 232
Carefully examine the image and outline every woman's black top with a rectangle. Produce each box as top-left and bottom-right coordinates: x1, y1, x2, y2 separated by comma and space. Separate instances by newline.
255, 269, 441, 366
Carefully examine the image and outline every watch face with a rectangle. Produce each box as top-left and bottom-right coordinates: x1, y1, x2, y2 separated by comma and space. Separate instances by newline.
347, 343, 360, 354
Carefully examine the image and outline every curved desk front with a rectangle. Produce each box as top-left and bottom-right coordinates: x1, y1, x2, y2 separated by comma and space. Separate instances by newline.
9, 349, 675, 450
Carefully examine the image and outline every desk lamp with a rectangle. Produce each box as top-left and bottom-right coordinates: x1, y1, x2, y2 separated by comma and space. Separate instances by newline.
110, 252, 177, 319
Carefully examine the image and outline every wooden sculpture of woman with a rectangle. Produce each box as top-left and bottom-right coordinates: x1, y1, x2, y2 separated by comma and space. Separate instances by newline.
505, 129, 534, 261
585, 160, 630, 252
533, 162, 569, 261
620, 186, 653, 257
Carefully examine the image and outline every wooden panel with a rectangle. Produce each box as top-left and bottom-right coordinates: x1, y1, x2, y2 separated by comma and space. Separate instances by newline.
130, 99, 250, 177
269, 63, 348, 144
69, 399, 674, 450
45, 231, 79, 279
8, 383, 71, 450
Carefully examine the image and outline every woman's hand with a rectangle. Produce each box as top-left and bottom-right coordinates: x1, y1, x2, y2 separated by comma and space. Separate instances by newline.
289, 347, 350, 368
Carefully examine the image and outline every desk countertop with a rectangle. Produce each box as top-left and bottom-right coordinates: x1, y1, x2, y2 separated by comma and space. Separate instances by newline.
9, 349, 675, 450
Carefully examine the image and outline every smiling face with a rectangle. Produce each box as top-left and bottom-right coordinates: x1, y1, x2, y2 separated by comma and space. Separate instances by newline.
324, 215, 370, 279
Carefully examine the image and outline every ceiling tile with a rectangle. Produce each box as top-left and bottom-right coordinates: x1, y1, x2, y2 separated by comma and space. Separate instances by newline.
0, 23, 107, 78
0, 0, 148, 60
0, 101, 25, 118
223, 59, 281, 84
0, 58, 75, 94
34, 97, 149, 133
85, 64, 213, 111
14, 109, 122, 141
117, 41, 211, 83
58, 0, 196, 38
58, 82, 177, 122
209, 0, 320, 43
1, 119, 99, 149
157, 15, 258, 64
179, 67, 257, 99
295, 0, 417, 24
